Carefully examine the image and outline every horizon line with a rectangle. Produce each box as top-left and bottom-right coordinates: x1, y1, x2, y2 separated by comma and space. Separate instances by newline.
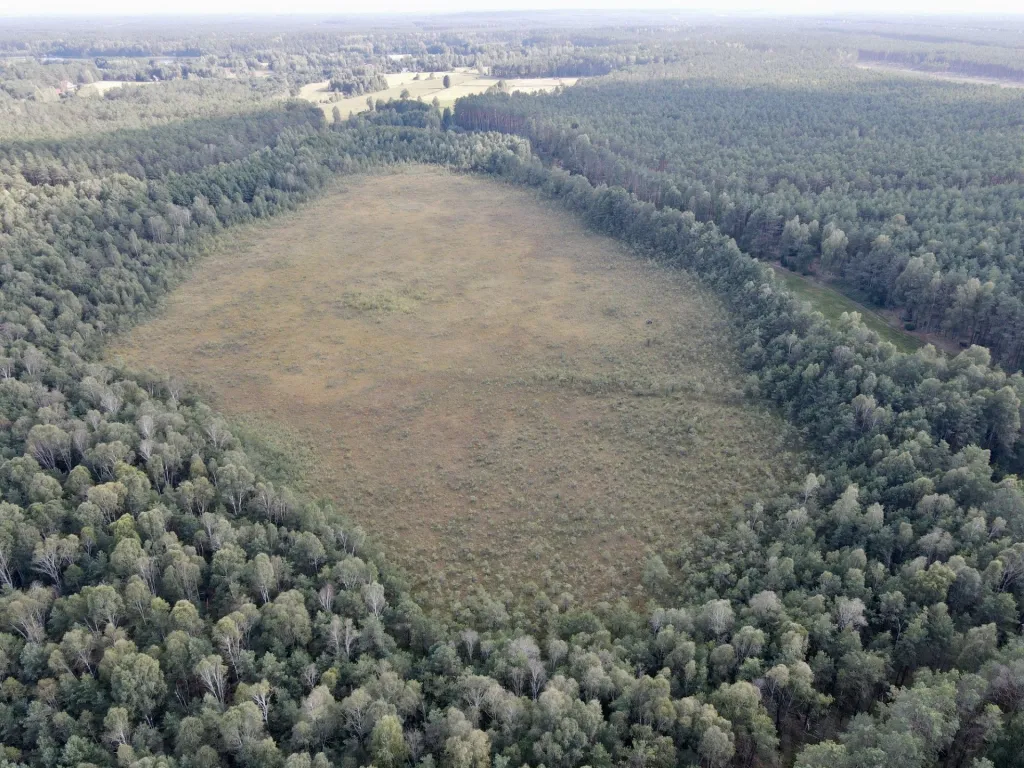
3, 9, 1024, 20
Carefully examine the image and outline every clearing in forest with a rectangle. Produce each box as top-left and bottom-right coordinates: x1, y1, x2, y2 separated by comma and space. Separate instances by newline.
78, 80, 159, 96
855, 61, 1024, 89
768, 265, 926, 354
299, 70, 576, 120
110, 168, 802, 606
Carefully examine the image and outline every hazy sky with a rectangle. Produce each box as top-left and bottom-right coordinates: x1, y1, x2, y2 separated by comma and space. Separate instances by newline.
1, 0, 1022, 17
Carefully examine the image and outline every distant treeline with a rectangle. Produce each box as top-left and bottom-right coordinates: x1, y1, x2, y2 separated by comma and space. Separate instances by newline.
489, 58, 614, 78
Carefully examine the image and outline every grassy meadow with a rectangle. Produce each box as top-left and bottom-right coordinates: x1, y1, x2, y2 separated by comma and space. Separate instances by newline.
769, 264, 927, 354
299, 70, 576, 119
110, 168, 803, 606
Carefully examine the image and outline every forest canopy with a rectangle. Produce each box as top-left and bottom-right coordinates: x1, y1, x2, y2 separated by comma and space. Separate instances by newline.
1, 12, 1024, 768
455, 64, 1024, 370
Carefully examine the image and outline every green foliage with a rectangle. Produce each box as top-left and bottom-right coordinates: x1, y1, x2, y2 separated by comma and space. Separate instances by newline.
1, 15, 1024, 768
455, 63, 1024, 370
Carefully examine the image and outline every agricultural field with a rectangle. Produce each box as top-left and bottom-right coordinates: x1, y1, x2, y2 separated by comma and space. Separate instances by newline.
299, 69, 576, 119
110, 167, 803, 605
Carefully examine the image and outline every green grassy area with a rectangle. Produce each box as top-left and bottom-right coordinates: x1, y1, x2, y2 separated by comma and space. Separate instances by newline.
771, 266, 923, 353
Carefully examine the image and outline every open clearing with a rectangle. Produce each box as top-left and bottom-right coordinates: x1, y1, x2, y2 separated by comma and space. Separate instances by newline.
769, 264, 925, 354
78, 80, 159, 96
110, 168, 802, 605
855, 62, 1024, 89
299, 70, 577, 119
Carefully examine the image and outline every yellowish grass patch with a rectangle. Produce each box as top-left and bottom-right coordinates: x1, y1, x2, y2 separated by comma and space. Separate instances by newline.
109, 168, 802, 606
78, 80, 159, 96
299, 70, 577, 119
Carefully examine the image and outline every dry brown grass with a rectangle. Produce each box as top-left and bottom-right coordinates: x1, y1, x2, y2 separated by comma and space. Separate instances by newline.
109, 167, 803, 606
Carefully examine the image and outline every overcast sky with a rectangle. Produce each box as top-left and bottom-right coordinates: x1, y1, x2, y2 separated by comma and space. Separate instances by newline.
0, 0, 1022, 17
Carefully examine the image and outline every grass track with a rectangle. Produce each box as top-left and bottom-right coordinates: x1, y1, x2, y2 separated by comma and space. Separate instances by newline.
770, 265, 924, 354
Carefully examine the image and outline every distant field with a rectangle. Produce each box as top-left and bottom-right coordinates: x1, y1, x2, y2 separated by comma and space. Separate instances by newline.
79, 80, 158, 96
855, 61, 1024, 89
110, 168, 802, 605
299, 70, 577, 119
